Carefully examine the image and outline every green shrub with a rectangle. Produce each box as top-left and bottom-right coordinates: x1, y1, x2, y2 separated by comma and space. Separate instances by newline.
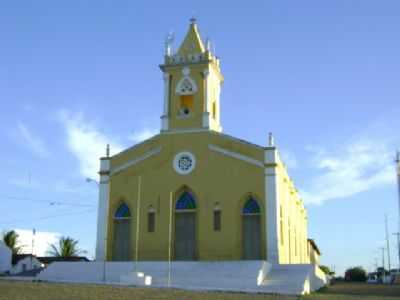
345, 267, 367, 282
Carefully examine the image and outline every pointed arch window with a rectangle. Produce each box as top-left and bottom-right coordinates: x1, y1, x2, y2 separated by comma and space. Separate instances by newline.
114, 203, 131, 219
213, 203, 221, 231
175, 191, 196, 210
242, 197, 261, 215
147, 206, 156, 233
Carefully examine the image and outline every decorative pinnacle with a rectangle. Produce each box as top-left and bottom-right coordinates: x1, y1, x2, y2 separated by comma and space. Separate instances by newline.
268, 132, 275, 147
106, 144, 110, 158
190, 17, 197, 25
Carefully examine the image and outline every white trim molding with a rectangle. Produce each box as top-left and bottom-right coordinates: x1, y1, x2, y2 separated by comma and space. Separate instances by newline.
202, 69, 210, 128
208, 144, 264, 168
95, 158, 110, 261
161, 128, 210, 134
111, 147, 162, 175
161, 73, 170, 131
264, 147, 280, 264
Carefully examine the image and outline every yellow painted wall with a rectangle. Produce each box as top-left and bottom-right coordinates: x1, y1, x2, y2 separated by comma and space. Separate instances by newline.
107, 132, 266, 261
275, 155, 309, 264
105, 131, 310, 264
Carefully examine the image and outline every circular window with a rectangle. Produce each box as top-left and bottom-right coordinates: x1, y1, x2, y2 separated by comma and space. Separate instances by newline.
173, 152, 196, 175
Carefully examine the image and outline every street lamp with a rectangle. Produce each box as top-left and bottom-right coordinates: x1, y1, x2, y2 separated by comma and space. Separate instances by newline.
86, 178, 99, 186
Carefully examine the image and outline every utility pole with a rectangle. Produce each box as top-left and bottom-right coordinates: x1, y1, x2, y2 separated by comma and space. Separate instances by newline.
396, 151, 400, 273
380, 246, 386, 281
394, 232, 400, 271
31, 228, 36, 270
385, 215, 391, 272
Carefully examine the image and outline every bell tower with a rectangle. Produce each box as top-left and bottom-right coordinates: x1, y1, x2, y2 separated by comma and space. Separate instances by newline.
160, 19, 223, 133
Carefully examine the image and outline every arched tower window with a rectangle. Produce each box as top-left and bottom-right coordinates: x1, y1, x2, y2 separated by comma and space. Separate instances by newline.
112, 202, 131, 261
176, 75, 197, 116
242, 196, 261, 260
176, 76, 197, 95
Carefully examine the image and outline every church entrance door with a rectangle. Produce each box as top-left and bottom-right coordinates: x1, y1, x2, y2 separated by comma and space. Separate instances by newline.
113, 219, 131, 261
242, 197, 262, 260
174, 212, 196, 260
174, 190, 197, 261
243, 215, 261, 259
112, 203, 132, 261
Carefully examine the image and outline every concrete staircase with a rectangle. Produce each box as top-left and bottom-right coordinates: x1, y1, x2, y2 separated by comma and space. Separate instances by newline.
260, 264, 327, 295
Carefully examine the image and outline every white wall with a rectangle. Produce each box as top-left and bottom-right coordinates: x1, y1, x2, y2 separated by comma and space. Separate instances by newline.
10, 256, 42, 275
37, 261, 327, 295
0, 242, 12, 273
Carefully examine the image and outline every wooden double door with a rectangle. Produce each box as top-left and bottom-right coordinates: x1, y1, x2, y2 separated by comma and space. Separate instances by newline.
174, 212, 196, 260
243, 214, 261, 260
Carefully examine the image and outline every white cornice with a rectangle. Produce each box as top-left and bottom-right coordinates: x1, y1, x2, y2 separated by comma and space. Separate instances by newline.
208, 144, 264, 168
161, 128, 210, 134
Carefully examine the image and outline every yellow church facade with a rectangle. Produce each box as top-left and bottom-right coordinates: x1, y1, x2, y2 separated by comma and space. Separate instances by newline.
95, 19, 311, 265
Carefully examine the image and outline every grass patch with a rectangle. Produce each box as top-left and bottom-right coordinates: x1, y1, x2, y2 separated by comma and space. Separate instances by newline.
0, 280, 399, 300
0, 280, 296, 300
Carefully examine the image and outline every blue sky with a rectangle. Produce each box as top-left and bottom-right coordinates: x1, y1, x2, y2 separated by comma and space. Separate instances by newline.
1, 1, 399, 275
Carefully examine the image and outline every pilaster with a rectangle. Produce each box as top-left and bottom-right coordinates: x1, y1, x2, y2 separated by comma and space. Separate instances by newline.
95, 157, 110, 261
265, 146, 280, 264
161, 73, 170, 131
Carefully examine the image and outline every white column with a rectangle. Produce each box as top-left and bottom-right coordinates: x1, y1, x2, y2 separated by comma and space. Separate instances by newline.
161, 73, 170, 131
202, 69, 210, 128
265, 146, 280, 264
95, 158, 110, 261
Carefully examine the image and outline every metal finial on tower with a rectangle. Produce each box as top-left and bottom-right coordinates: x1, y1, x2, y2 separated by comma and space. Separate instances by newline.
206, 38, 211, 52
190, 17, 197, 25
165, 31, 174, 56
268, 132, 275, 147
106, 144, 110, 158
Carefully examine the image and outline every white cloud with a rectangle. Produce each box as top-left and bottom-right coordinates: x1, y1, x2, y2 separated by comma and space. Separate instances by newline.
301, 138, 397, 205
17, 122, 50, 158
14, 229, 60, 256
128, 128, 158, 144
58, 110, 123, 179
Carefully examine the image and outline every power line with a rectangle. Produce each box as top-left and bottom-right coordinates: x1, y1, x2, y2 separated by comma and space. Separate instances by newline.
0, 194, 95, 208
0, 209, 95, 226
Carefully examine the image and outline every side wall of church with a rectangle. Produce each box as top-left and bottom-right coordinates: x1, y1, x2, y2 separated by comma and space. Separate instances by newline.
276, 159, 309, 264
106, 132, 266, 261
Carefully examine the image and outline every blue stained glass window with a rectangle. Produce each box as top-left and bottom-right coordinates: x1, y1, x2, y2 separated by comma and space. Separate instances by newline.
242, 197, 260, 214
115, 203, 131, 218
176, 191, 196, 210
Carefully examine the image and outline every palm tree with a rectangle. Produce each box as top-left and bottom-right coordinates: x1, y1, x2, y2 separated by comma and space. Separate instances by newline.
2, 230, 22, 254
48, 236, 84, 257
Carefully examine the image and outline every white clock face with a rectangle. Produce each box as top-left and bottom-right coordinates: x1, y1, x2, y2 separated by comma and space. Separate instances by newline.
173, 152, 196, 175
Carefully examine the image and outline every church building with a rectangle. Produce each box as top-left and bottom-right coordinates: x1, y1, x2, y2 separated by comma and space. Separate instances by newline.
95, 19, 312, 266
